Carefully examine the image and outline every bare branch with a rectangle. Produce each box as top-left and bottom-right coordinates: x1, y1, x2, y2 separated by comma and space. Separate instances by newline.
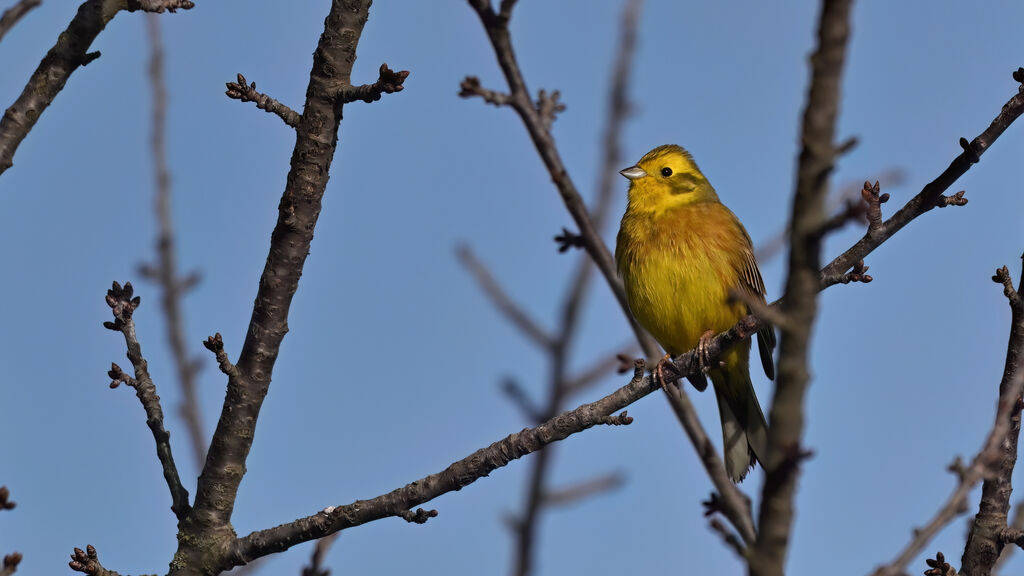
226, 73, 301, 128
227, 367, 644, 566
461, 0, 646, 344
1, 552, 22, 576
728, 289, 794, 333
564, 343, 639, 395
993, 500, 1024, 572
756, 169, 906, 263
0, 486, 19, 576
140, 12, 206, 470
500, 378, 543, 424
959, 257, 1024, 575
872, 259, 1024, 576
750, 2, 854, 575
540, 472, 625, 508
103, 282, 191, 521
0, 0, 40, 44
0, 0, 194, 176
180, 5, 409, 574
459, 76, 513, 107
871, 374, 1024, 576
710, 517, 747, 559
337, 63, 409, 104
301, 534, 338, 576
455, 244, 553, 350
68, 545, 122, 576
820, 68, 1024, 289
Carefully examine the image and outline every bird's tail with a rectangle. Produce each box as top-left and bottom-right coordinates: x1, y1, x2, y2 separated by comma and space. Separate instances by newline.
712, 363, 768, 483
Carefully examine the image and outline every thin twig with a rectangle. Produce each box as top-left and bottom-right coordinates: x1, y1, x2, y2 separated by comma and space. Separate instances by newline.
302, 534, 339, 576
564, 343, 639, 395
141, 12, 206, 470
103, 282, 191, 521
755, 169, 906, 263
820, 69, 1024, 289
337, 63, 409, 104
509, 3, 641, 574
225, 73, 301, 128
455, 244, 553, 350
0, 0, 194, 176
540, 472, 625, 508
0, 0, 40, 44
750, 2, 854, 576
871, 373, 1024, 576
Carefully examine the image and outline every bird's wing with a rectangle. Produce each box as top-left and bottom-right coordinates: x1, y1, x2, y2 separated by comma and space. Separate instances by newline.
737, 238, 776, 381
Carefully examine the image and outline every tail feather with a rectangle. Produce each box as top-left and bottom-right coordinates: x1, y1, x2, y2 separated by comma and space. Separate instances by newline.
713, 369, 769, 483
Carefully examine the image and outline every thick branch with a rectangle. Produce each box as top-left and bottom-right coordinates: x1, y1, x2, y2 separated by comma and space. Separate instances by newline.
0, 0, 193, 176
750, 2, 853, 575
960, 258, 1024, 576
0, 0, 40, 44
185, 6, 409, 573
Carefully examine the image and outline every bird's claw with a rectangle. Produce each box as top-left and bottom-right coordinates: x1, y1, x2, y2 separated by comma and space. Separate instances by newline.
655, 353, 675, 388
697, 330, 715, 374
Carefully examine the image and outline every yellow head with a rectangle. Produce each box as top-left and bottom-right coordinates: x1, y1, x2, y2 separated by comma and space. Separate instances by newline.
620, 144, 719, 213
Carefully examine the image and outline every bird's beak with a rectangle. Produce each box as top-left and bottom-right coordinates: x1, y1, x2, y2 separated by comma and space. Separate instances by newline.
619, 165, 647, 181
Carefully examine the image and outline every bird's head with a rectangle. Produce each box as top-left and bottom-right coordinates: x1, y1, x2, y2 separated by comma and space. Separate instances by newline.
620, 144, 719, 213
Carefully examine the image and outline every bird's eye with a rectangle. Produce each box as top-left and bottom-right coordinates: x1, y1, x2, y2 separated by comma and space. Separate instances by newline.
661, 167, 673, 177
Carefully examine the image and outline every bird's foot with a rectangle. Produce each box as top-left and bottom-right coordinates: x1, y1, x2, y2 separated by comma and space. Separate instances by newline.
655, 353, 676, 388
697, 329, 716, 373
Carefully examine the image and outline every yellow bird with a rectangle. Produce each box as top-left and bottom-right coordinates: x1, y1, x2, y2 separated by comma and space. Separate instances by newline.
615, 144, 775, 482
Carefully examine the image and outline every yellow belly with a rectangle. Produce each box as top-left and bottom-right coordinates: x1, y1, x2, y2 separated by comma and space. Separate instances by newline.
623, 248, 745, 356
616, 204, 749, 357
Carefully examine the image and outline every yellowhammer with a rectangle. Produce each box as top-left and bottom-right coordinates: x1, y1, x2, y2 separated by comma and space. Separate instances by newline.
615, 144, 775, 482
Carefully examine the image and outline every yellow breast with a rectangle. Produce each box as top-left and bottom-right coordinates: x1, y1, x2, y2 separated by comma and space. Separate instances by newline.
616, 202, 748, 356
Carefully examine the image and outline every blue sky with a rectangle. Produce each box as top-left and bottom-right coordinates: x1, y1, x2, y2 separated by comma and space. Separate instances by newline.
1, 1, 1023, 575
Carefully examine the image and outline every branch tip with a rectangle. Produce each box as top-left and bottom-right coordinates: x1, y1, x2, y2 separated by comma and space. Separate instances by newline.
68, 545, 102, 575
923, 551, 956, 576
861, 180, 888, 234
935, 190, 968, 208
959, 137, 980, 164
599, 411, 633, 426
399, 507, 438, 524
3, 552, 22, 571
225, 73, 301, 128
337, 63, 410, 104
458, 76, 512, 107
204, 332, 236, 375
0, 486, 14, 510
